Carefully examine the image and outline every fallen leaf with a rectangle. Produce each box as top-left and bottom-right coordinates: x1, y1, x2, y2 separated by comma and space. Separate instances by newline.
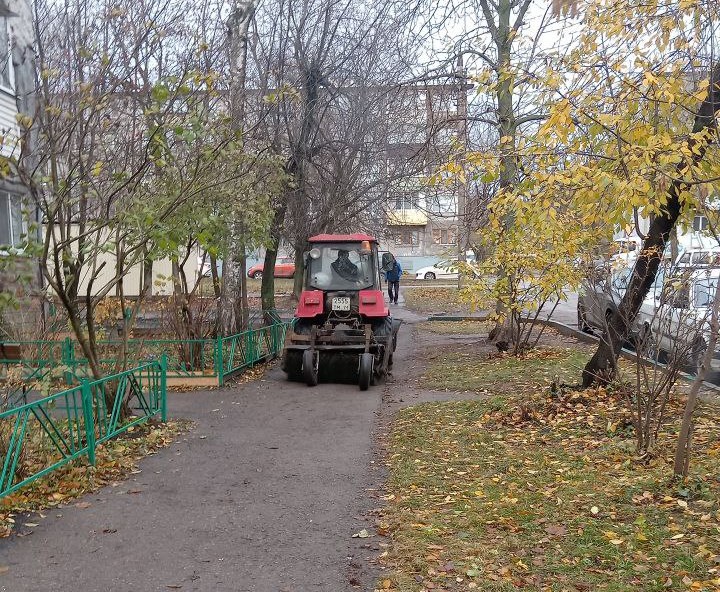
75, 502, 92, 509
352, 529, 371, 538
23, 523, 38, 528
0, 566, 8, 575
545, 524, 567, 536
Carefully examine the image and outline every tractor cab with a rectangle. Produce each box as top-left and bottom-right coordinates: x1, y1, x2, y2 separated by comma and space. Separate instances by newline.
282, 233, 400, 390
297, 234, 386, 323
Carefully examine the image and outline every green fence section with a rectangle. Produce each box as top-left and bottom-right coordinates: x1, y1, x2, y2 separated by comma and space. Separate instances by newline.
1, 338, 215, 379
0, 359, 166, 499
216, 322, 291, 386
0, 321, 293, 389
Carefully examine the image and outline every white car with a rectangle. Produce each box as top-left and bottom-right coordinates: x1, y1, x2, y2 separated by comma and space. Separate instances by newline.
637, 267, 720, 373
415, 261, 460, 280
414, 259, 481, 280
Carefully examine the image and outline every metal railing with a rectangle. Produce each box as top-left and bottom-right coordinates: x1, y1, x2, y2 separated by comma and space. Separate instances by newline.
0, 358, 166, 499
0, 321, 293, 389
216, 322, 291, 385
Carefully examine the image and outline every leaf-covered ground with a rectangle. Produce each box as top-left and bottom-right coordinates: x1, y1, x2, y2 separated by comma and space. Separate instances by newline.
380, 347, 720, 591
403, 287, 470, 314
421, 347, 592, 394
417, 321, 492, 335
0, 419, 191, 537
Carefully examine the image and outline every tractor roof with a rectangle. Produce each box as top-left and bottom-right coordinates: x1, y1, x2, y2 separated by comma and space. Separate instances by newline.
309, 233, 377, 243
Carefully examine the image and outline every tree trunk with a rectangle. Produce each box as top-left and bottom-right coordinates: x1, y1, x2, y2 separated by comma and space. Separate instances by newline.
261, 246, 278, 321
239, 251, 249, 330
221, 0, 256, 336
292, 242, 306, 300
261, 199, 288, 323
583, 62, 720, 387
488, 0, 518, 351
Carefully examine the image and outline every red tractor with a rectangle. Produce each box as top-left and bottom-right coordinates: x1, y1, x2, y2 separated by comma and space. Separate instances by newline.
282, 233, 401, 390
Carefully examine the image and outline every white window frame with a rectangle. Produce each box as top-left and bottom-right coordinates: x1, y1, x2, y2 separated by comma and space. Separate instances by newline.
0, 17, 14, 96
693, 215, 709, 232
0, 191, 26, 252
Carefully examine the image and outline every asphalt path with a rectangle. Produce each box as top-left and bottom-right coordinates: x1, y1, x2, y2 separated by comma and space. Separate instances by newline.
0, 306, 424, 592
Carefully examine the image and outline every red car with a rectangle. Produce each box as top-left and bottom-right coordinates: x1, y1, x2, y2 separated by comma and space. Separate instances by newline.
247, 257, 295, 279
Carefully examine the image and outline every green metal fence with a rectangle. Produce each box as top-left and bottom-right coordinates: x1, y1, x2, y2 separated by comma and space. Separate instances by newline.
0, 321, 293, 389
0, 358, 166, 499
216, 322, 291, 385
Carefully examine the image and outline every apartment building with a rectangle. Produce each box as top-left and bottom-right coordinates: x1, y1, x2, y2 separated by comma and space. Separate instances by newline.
379, 78, 472, 272
0, 0, 40, 335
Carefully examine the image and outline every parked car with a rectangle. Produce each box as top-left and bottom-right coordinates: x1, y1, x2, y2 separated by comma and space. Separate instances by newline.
675, 247, 720, 269
414, 259, 479, 280
637, 268, 720, 373
247, 257, 295, 279
577, 265, 646, 341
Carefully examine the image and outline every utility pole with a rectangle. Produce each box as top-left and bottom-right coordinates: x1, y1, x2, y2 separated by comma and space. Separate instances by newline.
221, 0, 255, 334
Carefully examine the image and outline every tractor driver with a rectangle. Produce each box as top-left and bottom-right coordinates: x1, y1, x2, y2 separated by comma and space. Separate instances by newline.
331, 249, 360, 281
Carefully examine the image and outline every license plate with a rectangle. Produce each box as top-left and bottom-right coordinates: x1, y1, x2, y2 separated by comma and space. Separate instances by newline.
332, 297, 351, 311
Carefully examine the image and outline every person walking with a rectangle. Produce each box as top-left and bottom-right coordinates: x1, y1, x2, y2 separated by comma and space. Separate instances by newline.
385, 257, 402, 304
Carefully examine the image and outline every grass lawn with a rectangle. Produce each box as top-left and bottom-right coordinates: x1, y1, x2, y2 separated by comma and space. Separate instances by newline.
420, 347, 593, 394
381, 351, 720, 591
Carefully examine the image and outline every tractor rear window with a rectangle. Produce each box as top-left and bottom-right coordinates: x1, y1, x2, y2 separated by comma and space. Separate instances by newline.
307, 243, 375, 291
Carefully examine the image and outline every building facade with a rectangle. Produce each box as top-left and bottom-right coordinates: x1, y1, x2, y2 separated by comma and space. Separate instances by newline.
0, 0, 41, 336
379, 79, 471, 273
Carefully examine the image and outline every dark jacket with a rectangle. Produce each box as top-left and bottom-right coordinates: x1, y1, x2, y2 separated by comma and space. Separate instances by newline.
385, 261, 402, 282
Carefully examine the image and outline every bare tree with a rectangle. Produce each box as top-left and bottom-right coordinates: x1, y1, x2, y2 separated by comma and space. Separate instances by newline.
245, 0, 421, 316
17, 0, 242, 380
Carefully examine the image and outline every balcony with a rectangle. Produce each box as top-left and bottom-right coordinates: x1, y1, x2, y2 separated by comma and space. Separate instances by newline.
387, 208, 427, 226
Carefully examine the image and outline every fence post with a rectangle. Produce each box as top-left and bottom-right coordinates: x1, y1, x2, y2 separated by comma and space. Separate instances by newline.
247, 329, 256, 365
216, 336, 224, 387
81, 379, 96, 466
159, 354, 167, 422
62, 337, 75, 385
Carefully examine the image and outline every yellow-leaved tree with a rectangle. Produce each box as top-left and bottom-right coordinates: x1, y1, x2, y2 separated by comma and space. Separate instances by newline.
458, 0, 720, 368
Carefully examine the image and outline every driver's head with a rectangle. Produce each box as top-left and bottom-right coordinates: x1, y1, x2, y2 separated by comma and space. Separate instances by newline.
338, 249, 349, 259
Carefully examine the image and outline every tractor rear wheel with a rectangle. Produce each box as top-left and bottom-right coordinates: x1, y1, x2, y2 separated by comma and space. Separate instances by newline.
302, 349, 319, 386
358, 353, 373, 391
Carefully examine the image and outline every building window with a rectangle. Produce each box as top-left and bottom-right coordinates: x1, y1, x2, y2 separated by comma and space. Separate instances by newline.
432, 227, 457, 245
0, 192, 25, 248
394, 195, 419, 210
0, 17, 12, 91
394, 228, 421, 246
693, 215, 709, 231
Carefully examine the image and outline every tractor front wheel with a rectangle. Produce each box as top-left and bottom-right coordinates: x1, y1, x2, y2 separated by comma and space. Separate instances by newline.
358, 353, 373, 391
302, 349, 319, 386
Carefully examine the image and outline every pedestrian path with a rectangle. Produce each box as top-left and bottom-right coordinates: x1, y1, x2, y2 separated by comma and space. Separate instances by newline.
0, 362, 395, 591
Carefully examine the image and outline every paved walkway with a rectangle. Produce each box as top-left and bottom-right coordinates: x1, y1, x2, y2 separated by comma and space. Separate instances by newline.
0, 307, 423, 592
